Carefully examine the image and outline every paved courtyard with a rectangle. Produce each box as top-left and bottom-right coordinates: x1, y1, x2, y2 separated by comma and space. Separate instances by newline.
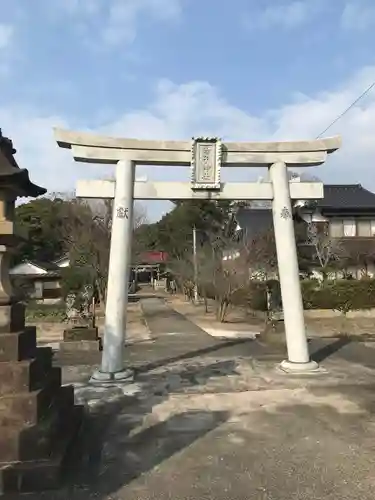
14, 298, 375, 499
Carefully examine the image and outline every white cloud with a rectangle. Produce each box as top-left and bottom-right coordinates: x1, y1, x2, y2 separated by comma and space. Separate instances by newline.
55, 0, 183, 47
1, 65, 375, 219
0, 24, 13, 49
268, 66, 375, 183
243, 1, 323, 31
103, 79, 267, 141
341, 2, 375, 30
104, 0, 182, 46
0, 24, 14, 77
55, 0, 100, 16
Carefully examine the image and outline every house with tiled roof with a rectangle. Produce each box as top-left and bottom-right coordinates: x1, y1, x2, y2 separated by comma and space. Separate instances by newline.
10, 260, 66, 301
230, 183, 375, 279
298, 184, 375, 235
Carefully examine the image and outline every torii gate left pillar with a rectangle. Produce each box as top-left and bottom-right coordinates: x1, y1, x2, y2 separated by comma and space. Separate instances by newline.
54, 129, 341, 382
98, 159, 135, 380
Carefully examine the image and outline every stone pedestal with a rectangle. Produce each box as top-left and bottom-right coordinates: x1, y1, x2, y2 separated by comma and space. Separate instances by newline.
0, 305, 82, 494
0, 133, 82, 495
60, 326, 102, 352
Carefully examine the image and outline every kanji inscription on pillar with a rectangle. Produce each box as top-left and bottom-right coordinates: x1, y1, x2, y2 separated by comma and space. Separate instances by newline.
117, 206, 129, 219
280, 206, 291, 220
191, 137, 222, 190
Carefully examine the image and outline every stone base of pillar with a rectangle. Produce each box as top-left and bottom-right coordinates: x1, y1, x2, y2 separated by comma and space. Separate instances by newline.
261, 319, 287, 347
89, 368, 134, 385
0, 307, 83, 495
60, 326, 102, 352
278, 359, 326, 374
60, 339, 102, 352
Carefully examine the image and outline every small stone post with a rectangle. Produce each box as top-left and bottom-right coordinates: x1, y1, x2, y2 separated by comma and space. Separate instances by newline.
269, 161, 319, 372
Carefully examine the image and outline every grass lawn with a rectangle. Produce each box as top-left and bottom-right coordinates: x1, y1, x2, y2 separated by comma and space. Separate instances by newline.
25, 301, 66, 322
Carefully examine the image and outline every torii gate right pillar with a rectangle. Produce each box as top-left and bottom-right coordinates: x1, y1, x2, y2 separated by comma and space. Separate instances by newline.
270, 161, 317, 372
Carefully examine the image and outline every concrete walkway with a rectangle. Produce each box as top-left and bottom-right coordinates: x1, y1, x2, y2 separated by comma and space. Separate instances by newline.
17, 298, 375, 499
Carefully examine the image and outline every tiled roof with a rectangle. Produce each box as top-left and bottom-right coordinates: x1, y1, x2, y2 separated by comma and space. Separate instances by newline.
317, 184, 375, 210
31, 261, 60, 272
0, 129, 46, 197
235, 208, 273, 238
233, 184, 375, 238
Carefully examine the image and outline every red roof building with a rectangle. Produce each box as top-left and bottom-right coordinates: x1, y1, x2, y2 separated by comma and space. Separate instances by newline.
140, 251, 169, 263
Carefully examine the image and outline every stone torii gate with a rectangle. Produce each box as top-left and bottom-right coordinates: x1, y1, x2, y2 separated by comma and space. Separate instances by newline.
54, 129, 341, 381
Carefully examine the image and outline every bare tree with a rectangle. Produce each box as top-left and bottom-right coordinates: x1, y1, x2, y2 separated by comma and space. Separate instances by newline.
58, 192, 148, 302
212, 250, 249, 322
172, 233, 250, 322
306, 222, 346, 280
244, 229, 278, 281
341, 239, 375, 279
168, 252, 195, 299
60, 198, 111, 303
134, 202, 148, 228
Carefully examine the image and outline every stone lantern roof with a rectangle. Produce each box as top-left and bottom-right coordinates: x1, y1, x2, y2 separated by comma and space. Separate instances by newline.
0, 128, 46, 197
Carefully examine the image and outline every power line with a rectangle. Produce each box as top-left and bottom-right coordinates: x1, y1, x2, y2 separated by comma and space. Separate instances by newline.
316, 80, 375, 138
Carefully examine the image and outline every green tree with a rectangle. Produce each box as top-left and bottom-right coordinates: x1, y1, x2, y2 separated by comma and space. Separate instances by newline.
15, 197, 67, 264
149, 200, 232, 259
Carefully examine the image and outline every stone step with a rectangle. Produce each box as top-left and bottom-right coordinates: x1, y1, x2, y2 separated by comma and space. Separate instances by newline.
63, 326, 99, 342
0, 405, 83, 495
0, 303, 26, 334
60, 339, 102, 352
0, 347, 53, 396
0, 327, 37, 362
0, 367, 62, 427
0, 386, 77, 463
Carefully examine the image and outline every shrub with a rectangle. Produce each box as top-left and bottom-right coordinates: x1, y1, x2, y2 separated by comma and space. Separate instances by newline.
247, 282, 268, 311
199, 277, 375, 313
302, 279, 375, 312
230, 281, 268, 311
230, 278, 375, 313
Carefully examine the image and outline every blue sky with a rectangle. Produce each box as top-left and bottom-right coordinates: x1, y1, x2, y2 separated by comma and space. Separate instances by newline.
1, 0, 375, 220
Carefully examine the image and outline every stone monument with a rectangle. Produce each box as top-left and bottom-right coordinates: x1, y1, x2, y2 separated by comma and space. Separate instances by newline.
0, 130, 82, 494
61, 284, 102, 352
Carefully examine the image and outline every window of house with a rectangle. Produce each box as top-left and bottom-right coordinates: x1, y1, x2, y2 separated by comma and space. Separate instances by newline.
343, 219, 356, 237
355, 220, 375, 237
329, 220, 343, 238
357, 220, 371, 237
329, 218, 375, 238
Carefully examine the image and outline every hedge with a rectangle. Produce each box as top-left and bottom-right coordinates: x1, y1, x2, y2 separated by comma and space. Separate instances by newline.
301, 279, 375, 312
200, 278, 375, 313
199, 281, 268, 311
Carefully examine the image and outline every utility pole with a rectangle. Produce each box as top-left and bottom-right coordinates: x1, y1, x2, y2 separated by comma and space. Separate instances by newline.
193, 225, 199, 303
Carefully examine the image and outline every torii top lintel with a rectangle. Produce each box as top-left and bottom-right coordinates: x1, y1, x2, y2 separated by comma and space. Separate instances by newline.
53, 128, 341, 167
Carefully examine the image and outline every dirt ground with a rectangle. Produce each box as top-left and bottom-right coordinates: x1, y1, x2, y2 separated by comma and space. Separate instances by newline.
31, 301, 151, 344
166, 295, 265, 338
96, 301, 151, 344
21, 297, 375, 500
305, 316, 375, 337
32, 293, 375, 345
167, 293, 375, 339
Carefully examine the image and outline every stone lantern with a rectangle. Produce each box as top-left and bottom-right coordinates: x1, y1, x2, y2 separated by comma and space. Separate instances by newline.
0, 130, 81, 494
